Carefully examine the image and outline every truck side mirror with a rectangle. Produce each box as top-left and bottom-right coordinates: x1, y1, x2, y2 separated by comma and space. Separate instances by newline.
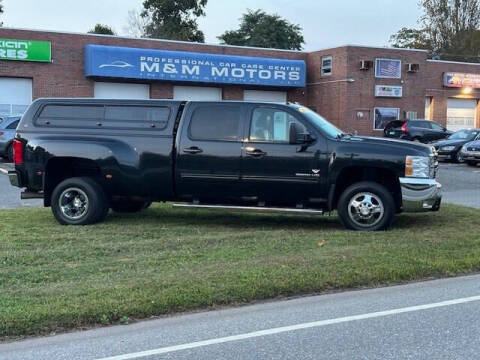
289, 123, 314, 145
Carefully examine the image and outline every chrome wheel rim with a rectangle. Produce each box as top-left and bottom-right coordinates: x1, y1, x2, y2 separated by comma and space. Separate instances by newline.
58, 187, 89, 220
347, 192, 384, 228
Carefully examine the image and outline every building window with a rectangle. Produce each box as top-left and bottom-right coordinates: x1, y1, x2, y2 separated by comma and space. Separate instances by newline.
375, 58, 401, 79
374, 107, 400, 130
321, 56, 332, 76
405, 111, 417, 120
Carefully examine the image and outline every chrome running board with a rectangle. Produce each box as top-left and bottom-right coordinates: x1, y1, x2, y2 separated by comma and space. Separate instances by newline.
172, 203, 324, 215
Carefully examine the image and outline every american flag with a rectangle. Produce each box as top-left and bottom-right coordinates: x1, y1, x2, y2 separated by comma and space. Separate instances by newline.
377, 60, 400, 77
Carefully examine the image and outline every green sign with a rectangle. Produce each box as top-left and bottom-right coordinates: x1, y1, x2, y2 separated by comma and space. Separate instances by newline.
0, 38, 51, 62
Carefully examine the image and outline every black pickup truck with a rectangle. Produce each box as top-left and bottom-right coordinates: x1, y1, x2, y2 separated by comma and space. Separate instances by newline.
8, 99, 442, 231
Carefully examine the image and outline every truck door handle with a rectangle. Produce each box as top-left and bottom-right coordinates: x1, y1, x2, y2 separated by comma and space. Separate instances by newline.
245, 148, 267, 157
183, 146, 203, 154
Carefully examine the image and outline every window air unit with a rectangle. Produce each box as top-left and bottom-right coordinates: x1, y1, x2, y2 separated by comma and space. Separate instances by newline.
406, 63, 420, 73
360, 60, 373, 70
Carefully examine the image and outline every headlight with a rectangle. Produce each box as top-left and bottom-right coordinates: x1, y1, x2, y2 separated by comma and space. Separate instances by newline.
405, 156, 430, 178
440, 146, 455, 151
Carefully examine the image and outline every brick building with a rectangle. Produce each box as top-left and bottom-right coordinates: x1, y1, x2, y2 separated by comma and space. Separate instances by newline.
1, 28, 479, 136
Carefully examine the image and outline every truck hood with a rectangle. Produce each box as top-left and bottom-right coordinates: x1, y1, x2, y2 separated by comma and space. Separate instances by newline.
465, 139, 480, 148
343, 135, 433, 155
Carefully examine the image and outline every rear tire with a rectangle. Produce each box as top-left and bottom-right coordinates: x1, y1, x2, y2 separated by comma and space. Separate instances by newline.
466, 161, 478, 167
337, 181, 395, 231
6, 143, 13, 162
111, 199, 151, 213
412, 137, 422, 143
51, 177, 109, 225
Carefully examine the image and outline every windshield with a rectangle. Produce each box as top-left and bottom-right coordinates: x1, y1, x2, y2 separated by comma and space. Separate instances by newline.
448, 129, 479, 140
297, 107, 343, 138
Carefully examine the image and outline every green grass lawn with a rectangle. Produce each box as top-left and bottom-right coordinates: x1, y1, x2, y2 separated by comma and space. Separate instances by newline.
1, 203, 479, 339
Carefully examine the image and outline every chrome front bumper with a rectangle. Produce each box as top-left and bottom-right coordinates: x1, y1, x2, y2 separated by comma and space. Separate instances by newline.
399, 177, 442, 212
461, 150, 480, 161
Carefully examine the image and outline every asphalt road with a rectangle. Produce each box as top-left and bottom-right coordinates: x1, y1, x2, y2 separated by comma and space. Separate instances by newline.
0, 160, 41, 208
0, 160, 478, 209
436, 162, 480, 209
2, 274, 480, 360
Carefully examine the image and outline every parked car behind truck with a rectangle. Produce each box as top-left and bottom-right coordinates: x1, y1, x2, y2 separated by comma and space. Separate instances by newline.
384, 119, 452, 143
461, 138, 480, 167
8, 99, 442, 231
0, 116, 21, 162
433, 129, 480, 163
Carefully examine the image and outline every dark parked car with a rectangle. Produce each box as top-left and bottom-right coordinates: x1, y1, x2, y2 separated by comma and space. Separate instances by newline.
0, 116, 21, 162
461, 138, 480, 167
433, 129, 480, 163
8, 99, 442, 231
384, 119, 452, 143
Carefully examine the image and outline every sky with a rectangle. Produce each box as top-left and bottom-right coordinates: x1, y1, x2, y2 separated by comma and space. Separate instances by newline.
1, 0, 423, 51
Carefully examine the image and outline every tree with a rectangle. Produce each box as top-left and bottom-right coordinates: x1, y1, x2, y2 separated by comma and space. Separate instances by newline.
142, 0, 207, 42
123, 9, 149, 38
389, 27, 431, 49
89, 24, 116, 35
390, 0, 480, 62
218, 9, 304, 51
0, 0, 4, 27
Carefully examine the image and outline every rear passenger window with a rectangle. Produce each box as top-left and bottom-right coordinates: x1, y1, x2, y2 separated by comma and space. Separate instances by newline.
189, 106, 241, 141
6, 120, 19, 129
105, 106, 170, 129
414, 121, 432, 129
430, 122, 444, 131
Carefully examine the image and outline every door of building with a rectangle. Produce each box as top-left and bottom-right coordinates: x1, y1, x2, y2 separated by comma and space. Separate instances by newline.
447, 98, 477, 131
244, 90, 287, 103
0, 78, 32, 116
173, 86, 222, 101
94, 82, 150, 99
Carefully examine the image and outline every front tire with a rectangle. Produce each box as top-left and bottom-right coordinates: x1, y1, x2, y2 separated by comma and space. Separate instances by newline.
455, 151, 464, 163
51, 177, 109, 225
337, 181, 395, 231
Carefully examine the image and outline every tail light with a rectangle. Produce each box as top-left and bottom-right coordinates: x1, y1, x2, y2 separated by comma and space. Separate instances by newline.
0, 131, 3, 136
401, 123, 408, 133
13, 139, 24, 165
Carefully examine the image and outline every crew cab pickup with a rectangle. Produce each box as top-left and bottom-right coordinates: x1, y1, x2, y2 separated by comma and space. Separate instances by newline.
8, 99, 442, 231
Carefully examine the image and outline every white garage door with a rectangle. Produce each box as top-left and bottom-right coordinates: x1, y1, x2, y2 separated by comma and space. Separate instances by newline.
447, 98, 477, 132
94, 82, 150, 99
244, 90, 287, 103
0, 78, 32, 116
173, 86, 222, 101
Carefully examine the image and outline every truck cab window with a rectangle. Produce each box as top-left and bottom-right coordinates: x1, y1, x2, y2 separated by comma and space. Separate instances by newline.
250, 108, 306, 143
189, 105, 241, 141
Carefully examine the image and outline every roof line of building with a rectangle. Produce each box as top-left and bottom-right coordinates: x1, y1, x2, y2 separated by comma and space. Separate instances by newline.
427, 59, 480, 66
0, 27, 437, 56
0, 26, 306, 54
308, 44, 430, 53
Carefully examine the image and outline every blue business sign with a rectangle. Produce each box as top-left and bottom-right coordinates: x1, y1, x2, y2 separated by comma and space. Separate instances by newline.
85, 45, 306, 87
